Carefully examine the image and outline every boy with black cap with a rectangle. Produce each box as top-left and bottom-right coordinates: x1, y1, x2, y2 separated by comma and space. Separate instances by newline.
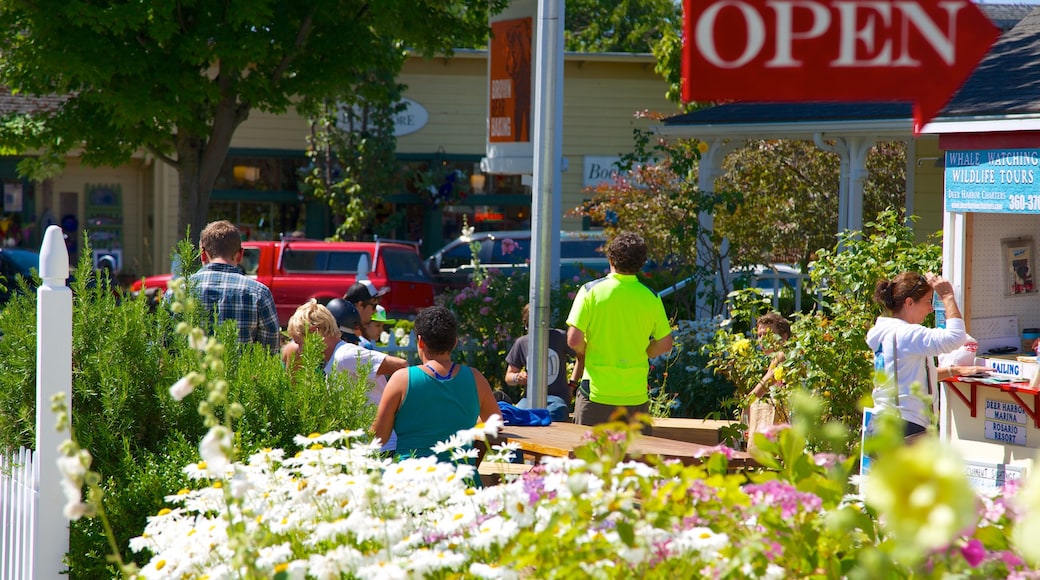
344, 279, 390, 328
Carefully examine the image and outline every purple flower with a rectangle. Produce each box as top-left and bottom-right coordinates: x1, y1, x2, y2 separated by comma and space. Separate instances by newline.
501, 238, 520, 255
479, 307, 490, 316
454, 294, 465, 305
960, 538, 986, 567
763, 540, 783, 561
483, 296, 493, 303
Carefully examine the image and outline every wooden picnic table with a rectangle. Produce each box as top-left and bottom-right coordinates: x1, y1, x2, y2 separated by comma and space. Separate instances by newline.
497, 422, 754, 469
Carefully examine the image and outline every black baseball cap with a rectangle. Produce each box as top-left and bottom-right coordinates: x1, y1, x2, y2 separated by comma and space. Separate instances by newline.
344, 279, 390, 304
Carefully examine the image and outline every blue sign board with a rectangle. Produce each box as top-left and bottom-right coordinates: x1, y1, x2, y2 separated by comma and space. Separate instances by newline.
945, 149, 1040, 213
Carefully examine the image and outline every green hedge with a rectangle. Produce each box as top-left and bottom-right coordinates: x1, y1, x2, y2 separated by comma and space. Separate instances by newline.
0, 254, 375, 578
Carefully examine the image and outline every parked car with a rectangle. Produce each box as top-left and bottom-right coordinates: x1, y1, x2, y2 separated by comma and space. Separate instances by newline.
658, 263, 808, 311
130, 239, 435, 325
426, 230, 610, 290
0, 248, 40, 305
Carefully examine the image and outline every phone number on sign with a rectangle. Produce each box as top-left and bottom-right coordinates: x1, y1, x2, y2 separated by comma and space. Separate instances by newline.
1007, 195, 1040, 211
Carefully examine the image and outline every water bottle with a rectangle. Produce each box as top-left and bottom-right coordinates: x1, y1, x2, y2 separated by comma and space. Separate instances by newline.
874, 346, 885, 373
873, 346, 886, 386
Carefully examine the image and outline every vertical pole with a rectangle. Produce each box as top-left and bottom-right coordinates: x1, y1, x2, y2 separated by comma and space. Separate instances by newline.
528, 0, 564, 410
35, 224, 72, 578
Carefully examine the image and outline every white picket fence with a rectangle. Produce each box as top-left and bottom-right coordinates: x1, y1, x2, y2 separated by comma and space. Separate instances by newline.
0, 225, 73, 579
0, 447, 37, 580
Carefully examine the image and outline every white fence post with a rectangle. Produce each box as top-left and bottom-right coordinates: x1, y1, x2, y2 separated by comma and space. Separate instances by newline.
35, 225, 72, 578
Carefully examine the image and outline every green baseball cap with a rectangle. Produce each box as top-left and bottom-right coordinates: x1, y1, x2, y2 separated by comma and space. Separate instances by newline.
372, 305, 396, 325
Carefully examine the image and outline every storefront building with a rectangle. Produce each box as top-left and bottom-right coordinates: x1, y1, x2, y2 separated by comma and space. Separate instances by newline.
0, 49, 671, 280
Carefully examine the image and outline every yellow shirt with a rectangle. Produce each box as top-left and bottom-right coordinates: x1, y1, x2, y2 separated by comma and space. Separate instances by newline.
566, 272, 672, 406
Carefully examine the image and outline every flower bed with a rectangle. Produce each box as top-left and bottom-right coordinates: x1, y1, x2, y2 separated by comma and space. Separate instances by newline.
118, 413, 1040, 579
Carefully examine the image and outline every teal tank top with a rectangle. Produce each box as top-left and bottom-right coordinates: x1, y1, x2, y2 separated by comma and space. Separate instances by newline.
395, 365, 480, 458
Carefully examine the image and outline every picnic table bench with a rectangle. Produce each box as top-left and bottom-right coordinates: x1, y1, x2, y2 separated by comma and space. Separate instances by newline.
495, 422, 754, 469
650, 417, 738, 446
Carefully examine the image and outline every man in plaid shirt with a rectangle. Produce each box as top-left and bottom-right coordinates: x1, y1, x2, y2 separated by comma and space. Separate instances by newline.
190, 220, 280, 352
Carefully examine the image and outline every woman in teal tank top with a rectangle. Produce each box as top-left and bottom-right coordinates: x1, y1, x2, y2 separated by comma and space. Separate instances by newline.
372, 307, 500, 463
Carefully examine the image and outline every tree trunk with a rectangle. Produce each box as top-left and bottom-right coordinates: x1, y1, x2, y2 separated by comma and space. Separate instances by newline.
176, 137, 207, 245
174, 95, 250, 244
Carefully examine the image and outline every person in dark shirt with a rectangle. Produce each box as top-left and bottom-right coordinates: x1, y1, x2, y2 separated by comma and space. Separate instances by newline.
504, 303, 582, 421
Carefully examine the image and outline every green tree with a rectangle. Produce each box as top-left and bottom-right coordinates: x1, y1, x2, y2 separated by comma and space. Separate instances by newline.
564, 0, 683, 53
715, 140, 907, 270
299, 63, 405, 240
0, 0, 507, 242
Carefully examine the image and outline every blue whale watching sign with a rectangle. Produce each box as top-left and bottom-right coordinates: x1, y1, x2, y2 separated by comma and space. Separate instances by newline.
945, 149, 1040, 213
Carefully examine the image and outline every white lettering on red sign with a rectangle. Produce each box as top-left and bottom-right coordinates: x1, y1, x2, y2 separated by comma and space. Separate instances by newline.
694, 0, 964, 69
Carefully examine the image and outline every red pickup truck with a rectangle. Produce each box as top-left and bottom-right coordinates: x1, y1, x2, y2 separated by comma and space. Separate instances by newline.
130, 239, 435, 326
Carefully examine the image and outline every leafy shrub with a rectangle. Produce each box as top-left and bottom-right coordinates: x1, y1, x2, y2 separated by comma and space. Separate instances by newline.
440, 268, 584, 401
0, 246, 379, 577
706, 210, 943, 448
649, 317, 736, 419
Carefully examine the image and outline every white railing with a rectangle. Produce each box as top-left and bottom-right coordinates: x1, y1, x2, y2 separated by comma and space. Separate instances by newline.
0, 447, 37, 580
373, 331, 491, 366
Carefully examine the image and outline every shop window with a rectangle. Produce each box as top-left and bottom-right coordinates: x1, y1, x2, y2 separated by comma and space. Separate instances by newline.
215, 156, 309, 191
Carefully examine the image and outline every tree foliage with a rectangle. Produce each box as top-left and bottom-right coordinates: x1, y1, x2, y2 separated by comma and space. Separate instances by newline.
0, 0, 508, 242
715, 140, 907, 269
564, 0, 683, 53
299, 63, 405, 241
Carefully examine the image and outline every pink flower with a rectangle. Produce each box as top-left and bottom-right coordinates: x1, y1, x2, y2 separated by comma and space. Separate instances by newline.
694, 444, 735, 460
501, 238, 519, 255
567, 292, 576, 300
479, 307, 490, 316
454, 294, 465, 305
999, 550, 1024, 567
960, 538, 986, 567
812, 452, 845, 469
760, 423, 791, 440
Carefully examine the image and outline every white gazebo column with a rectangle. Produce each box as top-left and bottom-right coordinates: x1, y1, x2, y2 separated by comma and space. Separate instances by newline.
942, 209, 968, 309
814, 134, 876, 234
696, 138, 741, 318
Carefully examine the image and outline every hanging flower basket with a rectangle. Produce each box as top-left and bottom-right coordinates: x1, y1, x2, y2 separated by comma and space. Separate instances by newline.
414, 165, 469, 208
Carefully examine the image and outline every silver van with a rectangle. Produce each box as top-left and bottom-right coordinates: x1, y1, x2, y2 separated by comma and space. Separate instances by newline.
426, 230, 609, 290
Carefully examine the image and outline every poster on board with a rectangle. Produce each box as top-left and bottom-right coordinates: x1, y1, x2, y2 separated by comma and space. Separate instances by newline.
1003, 238, 1036, 295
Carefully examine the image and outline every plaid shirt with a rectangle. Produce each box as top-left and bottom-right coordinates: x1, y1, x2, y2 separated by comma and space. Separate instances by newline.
190, 263, 280, 352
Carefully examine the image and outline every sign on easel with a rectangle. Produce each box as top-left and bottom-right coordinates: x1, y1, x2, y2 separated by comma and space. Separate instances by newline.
964, 460, 1023, 490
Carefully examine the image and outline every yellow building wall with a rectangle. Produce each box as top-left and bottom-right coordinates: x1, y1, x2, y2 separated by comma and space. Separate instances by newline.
136, 52, 669, 272
397, 53, 675, 229
233, 108, 310, 152
911, 135, 945, 243
41, 158, 149, 276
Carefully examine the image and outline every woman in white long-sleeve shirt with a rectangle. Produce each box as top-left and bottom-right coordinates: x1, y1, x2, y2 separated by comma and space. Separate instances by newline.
865, 272, 967, 439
